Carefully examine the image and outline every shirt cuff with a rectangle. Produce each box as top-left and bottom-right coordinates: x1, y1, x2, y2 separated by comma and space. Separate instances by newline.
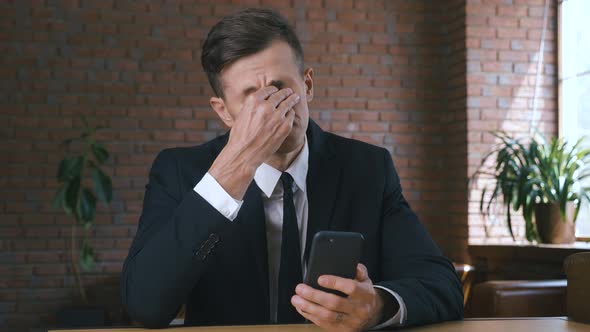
370, 285, 407, 329
193, 172, 243, 221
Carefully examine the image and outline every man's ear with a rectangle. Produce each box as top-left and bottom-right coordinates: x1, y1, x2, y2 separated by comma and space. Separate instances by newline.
210, 96, 234, 127
304, 67, 314, 102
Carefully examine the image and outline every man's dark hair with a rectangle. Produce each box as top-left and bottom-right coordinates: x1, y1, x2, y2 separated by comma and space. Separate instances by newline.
201, 8, 304, 98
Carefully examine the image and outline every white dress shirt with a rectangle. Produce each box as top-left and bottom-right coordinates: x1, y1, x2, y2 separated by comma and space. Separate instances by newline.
194, 140, 406, 328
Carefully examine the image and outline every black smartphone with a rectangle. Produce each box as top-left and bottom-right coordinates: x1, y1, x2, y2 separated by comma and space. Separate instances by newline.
303, 231, 364, 297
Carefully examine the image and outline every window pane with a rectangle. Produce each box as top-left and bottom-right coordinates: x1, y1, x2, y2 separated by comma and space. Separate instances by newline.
574, 1, 590, 74
561, 0, 575, 79
560, 0, 590, 238
578, 202, 590, 237
576, 73, 590, 237
578, 74, 590, 134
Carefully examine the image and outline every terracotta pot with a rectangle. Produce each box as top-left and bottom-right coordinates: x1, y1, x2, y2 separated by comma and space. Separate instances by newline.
564, 252, 590, 323
534, 202, 576, 244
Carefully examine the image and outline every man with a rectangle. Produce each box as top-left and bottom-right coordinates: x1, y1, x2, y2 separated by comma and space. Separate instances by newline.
121, 8, 463, 331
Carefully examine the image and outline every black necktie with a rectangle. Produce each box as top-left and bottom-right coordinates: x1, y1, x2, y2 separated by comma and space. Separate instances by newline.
277, 172, 303, 323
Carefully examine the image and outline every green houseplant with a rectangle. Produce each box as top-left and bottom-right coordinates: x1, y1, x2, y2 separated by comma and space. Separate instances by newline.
52, 115, 112, 304
475, 131, 590, 243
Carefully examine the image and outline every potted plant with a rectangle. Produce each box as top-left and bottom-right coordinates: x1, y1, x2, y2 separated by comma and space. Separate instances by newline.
475, 131, 590, 244
52, 116, 113, 326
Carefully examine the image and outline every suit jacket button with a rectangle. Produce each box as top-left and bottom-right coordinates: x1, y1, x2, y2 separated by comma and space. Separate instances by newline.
209, 234, 220, 244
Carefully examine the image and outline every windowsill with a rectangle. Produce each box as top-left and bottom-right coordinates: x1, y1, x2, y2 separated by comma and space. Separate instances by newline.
468, 240, 590, 280
469, 240, 590, 263
469, 239, 590, 250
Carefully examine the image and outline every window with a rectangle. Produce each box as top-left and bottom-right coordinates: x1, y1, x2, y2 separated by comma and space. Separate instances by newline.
559, 0, 590, 238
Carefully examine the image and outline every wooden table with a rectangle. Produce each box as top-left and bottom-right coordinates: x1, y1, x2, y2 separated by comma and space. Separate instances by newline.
48, 318, 590, 332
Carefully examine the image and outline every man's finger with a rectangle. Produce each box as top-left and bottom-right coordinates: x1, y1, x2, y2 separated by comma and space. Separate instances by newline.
355, 263, 369, 282
276, 93, 300, 116
318, 275, 359, 296
267, 88, 293, 108
291, 295, 343, 323
295, 283, 352, 313
252, 85, 279, 101
284, 108, 295, 122
295, 307, 330, 330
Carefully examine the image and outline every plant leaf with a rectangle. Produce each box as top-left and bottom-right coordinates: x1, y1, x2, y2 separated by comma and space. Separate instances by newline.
78, 188, 96, 223
65, 176, 81, 217
573, 199, 581, 223
506, 200, 515, 241
80, 241, 94, 271
52, 185, 66, 210
57, 156, 84, 182
91, 143, 109, 164
92, 166, 112, 203
479, 187, 487, 214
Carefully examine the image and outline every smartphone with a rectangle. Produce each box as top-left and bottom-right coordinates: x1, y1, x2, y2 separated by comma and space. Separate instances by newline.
303, 231, 364, 297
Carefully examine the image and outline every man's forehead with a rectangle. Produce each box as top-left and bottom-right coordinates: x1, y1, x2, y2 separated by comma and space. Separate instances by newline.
220, 41, 297, 80
221, 69, 287, 94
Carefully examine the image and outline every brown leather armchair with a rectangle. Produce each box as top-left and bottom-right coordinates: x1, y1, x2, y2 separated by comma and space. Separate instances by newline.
565, 252, 590, 323
468, 279, 567, 317
453, 262, 475, 306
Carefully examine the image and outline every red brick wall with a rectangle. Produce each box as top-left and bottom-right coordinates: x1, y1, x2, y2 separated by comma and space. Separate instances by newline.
465, 0, 558, 243
0, 0, 557, 331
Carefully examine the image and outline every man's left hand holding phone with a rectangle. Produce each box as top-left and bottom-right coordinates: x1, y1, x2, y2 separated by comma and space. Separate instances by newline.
293, 263, 397, 332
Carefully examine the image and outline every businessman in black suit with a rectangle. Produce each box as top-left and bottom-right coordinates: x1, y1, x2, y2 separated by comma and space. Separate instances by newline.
121, 8, 463, 331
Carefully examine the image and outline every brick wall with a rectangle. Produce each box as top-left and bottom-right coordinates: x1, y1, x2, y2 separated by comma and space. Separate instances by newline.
465, 0, 558, 242
439, 0, 469, 261
0, 0, 558, 331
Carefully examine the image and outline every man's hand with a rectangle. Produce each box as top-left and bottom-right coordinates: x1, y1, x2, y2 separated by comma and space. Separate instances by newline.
291, 264, 393, 332
209, 86, 300, 200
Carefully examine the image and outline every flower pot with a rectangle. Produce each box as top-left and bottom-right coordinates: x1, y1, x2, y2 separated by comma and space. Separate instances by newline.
564, 252, 590, 323
534, 202, 576, 244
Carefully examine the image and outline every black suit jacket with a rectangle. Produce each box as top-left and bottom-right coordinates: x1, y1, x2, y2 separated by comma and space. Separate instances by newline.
121, 120, 463, 328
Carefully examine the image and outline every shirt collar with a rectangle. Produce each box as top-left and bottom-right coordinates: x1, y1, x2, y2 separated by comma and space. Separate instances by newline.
254, 139, 309, 198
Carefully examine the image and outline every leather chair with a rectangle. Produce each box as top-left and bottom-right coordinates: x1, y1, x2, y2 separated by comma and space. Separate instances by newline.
453, 262, 475, 306
564, 252, 590, 323
469, 279, 567, 317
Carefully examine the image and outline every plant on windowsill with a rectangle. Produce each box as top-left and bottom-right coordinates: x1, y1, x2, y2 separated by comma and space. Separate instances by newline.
52, 115, 113, 326
474, 131, 590, 244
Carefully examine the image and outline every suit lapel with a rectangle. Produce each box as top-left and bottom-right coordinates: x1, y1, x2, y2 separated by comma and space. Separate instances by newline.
304, 121, 342, 264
